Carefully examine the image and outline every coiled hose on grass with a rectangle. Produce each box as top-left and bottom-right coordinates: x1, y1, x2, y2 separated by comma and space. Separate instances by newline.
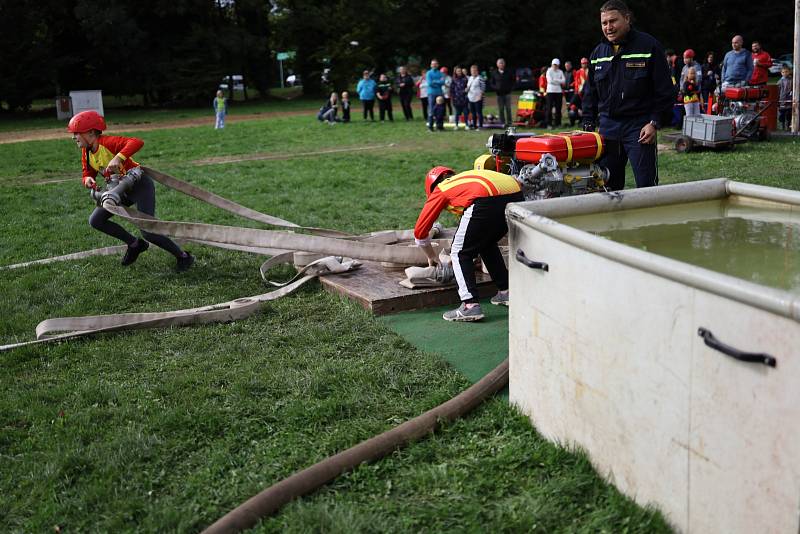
202, 358, 509, 533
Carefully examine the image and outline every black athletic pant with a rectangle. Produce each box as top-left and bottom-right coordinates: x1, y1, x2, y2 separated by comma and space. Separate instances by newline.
545, 92, 563, 127
378, 98, 393, 121
89, 173, 183, 257
362, 99, 374, 120
399, 93, 414, 120
420, 97, 428, 121
450, 192, 524, 303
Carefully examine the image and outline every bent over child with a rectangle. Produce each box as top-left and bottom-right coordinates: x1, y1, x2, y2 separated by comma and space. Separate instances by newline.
414, 166, 523, 322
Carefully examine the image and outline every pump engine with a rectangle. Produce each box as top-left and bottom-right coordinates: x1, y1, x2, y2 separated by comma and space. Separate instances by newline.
480, 130, 609, 200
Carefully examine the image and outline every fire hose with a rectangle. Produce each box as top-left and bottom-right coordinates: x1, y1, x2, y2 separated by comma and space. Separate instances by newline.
2, 167, 510, 532
0, 166, 452, 351
201, 359, 509, 534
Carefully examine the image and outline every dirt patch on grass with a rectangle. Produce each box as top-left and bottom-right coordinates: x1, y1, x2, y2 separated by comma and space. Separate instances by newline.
0, 110, 311, 145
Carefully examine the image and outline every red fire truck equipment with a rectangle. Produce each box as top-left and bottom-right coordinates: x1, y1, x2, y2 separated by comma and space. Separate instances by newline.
478, 130, 609, 200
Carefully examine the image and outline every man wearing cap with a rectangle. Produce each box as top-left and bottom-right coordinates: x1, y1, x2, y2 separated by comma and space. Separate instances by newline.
545, 58, 566, 129
582, 0, 675, 190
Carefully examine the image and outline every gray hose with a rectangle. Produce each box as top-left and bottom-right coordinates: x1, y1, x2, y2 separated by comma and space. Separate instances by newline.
201, 358, 509, 533
89, 167, 144, 206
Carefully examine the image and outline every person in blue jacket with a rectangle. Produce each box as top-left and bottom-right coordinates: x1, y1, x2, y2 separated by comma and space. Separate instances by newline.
721, 35, 754, 88
356, 70, 377, 121
582, 0, 675, 191
425, 59, 445, 131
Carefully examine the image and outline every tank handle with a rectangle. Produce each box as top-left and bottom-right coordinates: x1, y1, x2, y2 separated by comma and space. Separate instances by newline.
697, 327, 776, 368
515, 249, 549, 272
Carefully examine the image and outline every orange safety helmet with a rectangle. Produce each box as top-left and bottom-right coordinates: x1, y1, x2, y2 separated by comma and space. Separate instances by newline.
67, 110, 107, 133
683, 49, 695, 58
425, 166, 454, 197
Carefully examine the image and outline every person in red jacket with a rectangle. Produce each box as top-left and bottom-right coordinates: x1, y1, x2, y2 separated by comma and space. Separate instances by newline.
537, 66, 548, 99
67, 110, 194, 271
573, 57, 589, 95
414, 166, 524, 322
749, 40, 772, 86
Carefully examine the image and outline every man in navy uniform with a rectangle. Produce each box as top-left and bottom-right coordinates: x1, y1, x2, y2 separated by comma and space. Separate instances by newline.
582, 0, 675, 190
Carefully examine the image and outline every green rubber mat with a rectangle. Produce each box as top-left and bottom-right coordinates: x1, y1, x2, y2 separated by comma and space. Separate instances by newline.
381, 300, 508, 387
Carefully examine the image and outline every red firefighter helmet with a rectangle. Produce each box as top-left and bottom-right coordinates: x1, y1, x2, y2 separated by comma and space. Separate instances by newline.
67, 110, 107, 133
683, 49, 695, 58
425, 166, 454, 197
440, 66, 448, 75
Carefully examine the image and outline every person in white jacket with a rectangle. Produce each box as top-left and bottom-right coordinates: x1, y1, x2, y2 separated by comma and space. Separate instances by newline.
466, 64, 486, 129
545, 58, 566, 129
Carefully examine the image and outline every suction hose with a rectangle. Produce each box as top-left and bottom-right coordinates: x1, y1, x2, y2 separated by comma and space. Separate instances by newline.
202, 358, 509, 533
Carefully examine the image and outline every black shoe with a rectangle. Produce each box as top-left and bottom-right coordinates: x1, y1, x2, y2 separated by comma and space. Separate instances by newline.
176, 252, 194, 272
121, 239, 149, 266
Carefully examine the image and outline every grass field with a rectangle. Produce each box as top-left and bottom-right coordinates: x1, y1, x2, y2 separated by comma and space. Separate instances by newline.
0, 92, 315, 134
1, 101, 798, 532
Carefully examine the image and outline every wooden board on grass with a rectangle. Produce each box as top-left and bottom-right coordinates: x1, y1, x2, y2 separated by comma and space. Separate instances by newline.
319, 261, 497, 315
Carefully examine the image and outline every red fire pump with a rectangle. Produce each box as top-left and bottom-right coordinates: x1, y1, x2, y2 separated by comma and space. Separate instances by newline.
478, 130, 609, 200
720, 85, 777, 141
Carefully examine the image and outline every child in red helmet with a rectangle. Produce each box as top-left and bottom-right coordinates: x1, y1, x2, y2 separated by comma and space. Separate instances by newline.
414, 166, 524, 321
679, 49, 703, 91
67, 110, 194, 271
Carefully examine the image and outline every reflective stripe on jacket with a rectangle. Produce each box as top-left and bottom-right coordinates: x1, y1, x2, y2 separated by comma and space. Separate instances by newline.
582, 28, 675, 125
414, 169, 521, 243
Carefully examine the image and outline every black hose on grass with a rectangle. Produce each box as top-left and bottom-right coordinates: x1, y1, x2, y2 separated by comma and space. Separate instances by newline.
202, 358, 509, 533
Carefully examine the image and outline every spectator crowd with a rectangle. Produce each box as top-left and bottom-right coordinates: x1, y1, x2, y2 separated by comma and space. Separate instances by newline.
313, 34, 792, 131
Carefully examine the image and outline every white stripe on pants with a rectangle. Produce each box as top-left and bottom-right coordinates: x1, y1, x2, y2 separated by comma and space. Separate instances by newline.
450, 204, 474, 301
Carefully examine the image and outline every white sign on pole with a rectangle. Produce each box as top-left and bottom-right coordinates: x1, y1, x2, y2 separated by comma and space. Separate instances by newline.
69, 90, 104, 117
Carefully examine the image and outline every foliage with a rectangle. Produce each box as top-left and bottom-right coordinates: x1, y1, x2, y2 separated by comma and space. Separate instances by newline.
2, 0, 795, 109
0, 0, 271, 110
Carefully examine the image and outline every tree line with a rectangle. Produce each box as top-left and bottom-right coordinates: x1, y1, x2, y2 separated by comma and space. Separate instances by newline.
1, 0, 793, 111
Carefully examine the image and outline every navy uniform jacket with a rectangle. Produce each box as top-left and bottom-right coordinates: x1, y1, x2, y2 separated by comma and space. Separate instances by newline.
582, 28, 675, 128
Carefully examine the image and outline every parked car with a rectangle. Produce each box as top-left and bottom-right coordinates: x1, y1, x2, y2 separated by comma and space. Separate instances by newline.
769, 54, 793, 75
514, 67, 535, 90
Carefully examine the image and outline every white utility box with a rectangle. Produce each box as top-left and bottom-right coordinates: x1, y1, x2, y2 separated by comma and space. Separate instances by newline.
69, 90, 104, 117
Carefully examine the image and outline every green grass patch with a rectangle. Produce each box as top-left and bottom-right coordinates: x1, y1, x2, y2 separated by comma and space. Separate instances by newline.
0, 96, 320, 134
2, 109, 796, 531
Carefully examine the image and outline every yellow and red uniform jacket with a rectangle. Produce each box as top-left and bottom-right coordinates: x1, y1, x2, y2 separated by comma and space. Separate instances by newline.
414, 169, 521, 245
81, 135, 144, 187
